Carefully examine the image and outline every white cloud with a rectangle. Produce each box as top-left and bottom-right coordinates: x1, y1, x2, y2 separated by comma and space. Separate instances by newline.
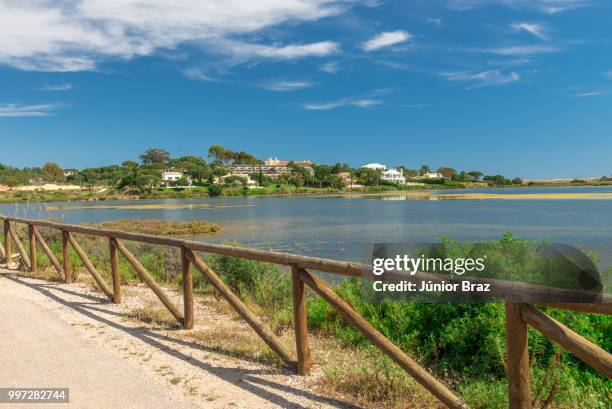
361, 31, 412, 52
0, 0, 351, 72
320, 61, 340, 73
444, 0, 590, 14
511, 22, 548, 39
427, 18, 443, 26
259, 79, 316, 91
476, 45, 562, 56
443, 70, 520, 87
0, 103, 60, 117
573, 90, 608, 98
182, 67, 220, 82
38, 83, 72, 91
304, 97, 383, 110
210, 39, 338, 61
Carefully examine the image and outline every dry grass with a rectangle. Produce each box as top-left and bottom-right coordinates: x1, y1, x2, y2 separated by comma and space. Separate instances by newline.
126, 306, 181, 329
87, 219, 220, 236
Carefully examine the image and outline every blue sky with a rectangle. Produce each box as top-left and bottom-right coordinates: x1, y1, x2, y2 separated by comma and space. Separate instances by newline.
0, 0, 611, 179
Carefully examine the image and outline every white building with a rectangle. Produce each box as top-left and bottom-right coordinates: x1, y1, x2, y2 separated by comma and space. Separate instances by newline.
216, 174, 260, 189
382, 168, 406, 184
422, 172, 444, 179
361, 163, 387, 170
161, 171, 184, 182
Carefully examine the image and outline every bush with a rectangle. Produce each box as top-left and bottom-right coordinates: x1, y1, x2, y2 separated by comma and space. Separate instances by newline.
207, 183, 223, 196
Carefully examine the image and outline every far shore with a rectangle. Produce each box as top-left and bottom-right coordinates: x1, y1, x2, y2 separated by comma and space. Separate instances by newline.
1, 182, 611, 205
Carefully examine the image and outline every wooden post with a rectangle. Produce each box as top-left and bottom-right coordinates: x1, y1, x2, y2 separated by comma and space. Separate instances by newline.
185, 250, 296, 369
291, 265, 311, 375
28, 224, 37, 272
109, 238, 121, 304
297, 267, 467, 409
32, 226, 64, 281
114, 239, 184, 324
505, 301, 532, 409
3, 220, 11, 264
8, 225, 31, 270
521, 304, 612, 378
181, 247, 194, 330
62, 230, 72, 284
66, 232, 113, 301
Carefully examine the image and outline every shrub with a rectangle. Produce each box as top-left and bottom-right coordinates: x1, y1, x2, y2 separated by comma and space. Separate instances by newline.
207, 184, 223, 196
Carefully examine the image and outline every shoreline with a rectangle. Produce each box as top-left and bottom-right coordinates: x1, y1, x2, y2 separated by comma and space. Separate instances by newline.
1, 182, 612, 205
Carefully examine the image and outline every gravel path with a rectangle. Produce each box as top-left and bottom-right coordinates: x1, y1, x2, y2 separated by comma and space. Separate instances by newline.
0, 270, 356, 409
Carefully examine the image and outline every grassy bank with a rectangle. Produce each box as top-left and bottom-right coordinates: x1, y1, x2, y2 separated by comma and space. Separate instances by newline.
4, 227, 610, 408
87, 219, 220, 236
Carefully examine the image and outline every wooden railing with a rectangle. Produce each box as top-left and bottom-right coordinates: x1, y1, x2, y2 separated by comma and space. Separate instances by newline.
0, 215, 610, 409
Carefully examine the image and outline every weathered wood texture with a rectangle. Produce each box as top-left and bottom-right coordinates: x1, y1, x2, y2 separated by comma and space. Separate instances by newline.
297, 267, 467, 409
28, 225, 37, 272
3, 220, 11, 264
114, 239, 183, 324
505, 301, 532, 409
66, 232, 113, 301
520, 304, 612, 378
291, 265, 311, 375
62, 231, 72, 284
181, 247, 194, 330
8, 224, 31, 270
539, 303, 612, 316
185, 250, 296, 369
32, 226, 64, 280
109, 238, 121, 304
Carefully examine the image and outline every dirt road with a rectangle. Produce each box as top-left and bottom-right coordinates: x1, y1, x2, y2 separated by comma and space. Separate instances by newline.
0, 271, 355, 409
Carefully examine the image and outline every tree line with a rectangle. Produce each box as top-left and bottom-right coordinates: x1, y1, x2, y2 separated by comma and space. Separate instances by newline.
1, 145, 528, 191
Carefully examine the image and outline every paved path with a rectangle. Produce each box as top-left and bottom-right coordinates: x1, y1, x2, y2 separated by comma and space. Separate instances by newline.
0, 271, 200, 409
0, 271, 356, 409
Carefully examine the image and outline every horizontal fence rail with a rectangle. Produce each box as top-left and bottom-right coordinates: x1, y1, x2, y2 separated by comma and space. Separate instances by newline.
0, 214, 610, 409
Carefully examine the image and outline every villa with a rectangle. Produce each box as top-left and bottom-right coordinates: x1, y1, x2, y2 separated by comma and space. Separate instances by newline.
216, 173, 260, 188
361, 163, 406, 184
422, 172, 445, 179
161, 170, 192, 187
382, 168, 406, 184
161, 171, 184, 182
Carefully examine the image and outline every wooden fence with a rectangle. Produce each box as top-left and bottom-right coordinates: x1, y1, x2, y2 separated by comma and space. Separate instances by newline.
0, 215, 610, 409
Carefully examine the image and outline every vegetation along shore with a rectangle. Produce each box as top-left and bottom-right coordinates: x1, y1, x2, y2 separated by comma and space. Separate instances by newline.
3, 221, 610, 409
2, 145, 611, 204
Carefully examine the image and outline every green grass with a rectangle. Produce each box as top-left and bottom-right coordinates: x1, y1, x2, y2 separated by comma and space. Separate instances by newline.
5, 228, 609, 408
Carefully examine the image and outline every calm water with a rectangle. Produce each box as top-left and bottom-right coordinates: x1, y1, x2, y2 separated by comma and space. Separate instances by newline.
2, 186, 612, 264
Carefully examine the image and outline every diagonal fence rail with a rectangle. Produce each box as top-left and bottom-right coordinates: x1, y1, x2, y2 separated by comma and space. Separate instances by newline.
0, 214, 610, 409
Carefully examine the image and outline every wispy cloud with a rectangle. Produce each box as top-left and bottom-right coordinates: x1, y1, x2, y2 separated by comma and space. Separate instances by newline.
444, 0, 590, 14
212, 40, 339, 61
573, 90, 609, 98
362, 31, 412, 52
427, 18, 443, 26
0, 103, 60, 117
510, 22, 548, 39
38, 83, 72, 91
0, 1, 353, 72
182, 67, 221, 82
474, 44, 563, 56
443, 70, 520, 88
259, 79, 316, 92
320, 61, 340, 74
304, 97, 383, 110
604, 71, 612, 80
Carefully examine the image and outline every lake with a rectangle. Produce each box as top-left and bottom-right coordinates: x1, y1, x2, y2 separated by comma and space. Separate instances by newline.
2, 186, 612, 266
